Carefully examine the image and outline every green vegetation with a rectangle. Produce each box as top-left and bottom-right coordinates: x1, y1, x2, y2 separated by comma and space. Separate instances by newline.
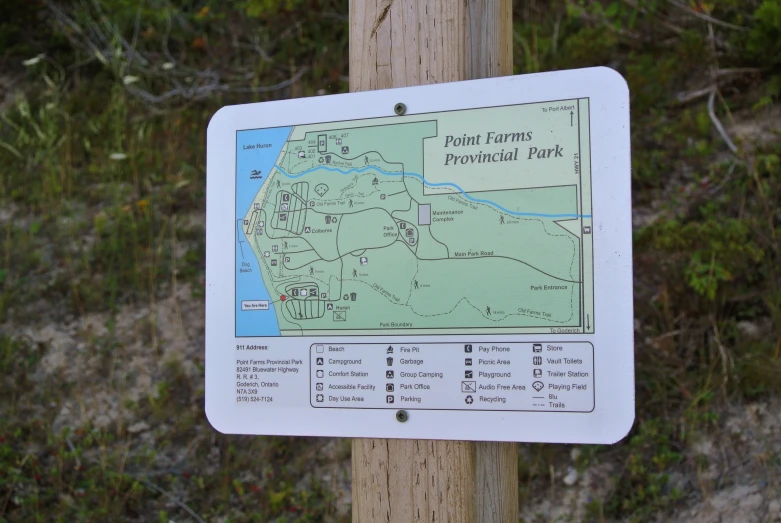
1, 0, 779, 521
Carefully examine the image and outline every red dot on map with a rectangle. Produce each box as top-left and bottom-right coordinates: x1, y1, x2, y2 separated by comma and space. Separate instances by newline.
280, 295, 286, 301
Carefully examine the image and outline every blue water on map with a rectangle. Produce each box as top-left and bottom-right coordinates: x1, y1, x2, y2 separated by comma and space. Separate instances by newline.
275, 164, 592, 219
235, 127, 291, 337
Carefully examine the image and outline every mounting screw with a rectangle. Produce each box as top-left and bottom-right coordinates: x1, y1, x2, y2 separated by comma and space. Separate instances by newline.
395, 410, 409, 423
393, 102, 406, 116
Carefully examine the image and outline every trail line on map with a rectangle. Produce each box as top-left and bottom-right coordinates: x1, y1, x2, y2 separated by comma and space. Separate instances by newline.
273, 164, 592, 219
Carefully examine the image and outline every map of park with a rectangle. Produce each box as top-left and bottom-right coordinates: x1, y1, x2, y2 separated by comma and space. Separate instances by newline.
236, 99, 595, 336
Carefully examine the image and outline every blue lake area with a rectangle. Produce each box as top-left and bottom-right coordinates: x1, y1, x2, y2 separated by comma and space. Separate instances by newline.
235, 126, 291, 337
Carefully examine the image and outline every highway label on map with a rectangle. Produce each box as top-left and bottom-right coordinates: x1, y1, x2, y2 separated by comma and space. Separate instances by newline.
206, 67, 634, 443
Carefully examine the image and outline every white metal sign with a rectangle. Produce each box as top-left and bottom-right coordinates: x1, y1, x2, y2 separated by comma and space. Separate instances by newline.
205, 67, 634, 443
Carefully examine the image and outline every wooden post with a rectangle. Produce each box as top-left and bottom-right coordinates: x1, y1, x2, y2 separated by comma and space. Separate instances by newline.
349, 1, 517, 521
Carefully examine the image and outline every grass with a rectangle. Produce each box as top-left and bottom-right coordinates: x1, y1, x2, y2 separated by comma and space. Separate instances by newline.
1, 0, 780, 521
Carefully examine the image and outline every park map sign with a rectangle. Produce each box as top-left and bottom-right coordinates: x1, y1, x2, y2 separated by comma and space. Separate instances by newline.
206, 68, 634, 443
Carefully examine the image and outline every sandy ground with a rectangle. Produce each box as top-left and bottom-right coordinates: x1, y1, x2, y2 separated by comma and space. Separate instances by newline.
518, 401, 781, 522
10, 277, 777, 522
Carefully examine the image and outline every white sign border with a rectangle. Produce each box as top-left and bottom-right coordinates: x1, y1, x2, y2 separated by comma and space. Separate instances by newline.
206, 66, 634, 444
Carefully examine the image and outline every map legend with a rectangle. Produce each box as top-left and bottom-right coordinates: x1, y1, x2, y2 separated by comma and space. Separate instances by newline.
309, 342, 594, 412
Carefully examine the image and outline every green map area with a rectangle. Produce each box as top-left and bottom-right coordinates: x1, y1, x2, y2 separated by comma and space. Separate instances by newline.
240, 98, 595, 335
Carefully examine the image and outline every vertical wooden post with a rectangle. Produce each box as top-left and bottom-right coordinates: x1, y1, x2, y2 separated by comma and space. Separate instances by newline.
349, 1, 517, 521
